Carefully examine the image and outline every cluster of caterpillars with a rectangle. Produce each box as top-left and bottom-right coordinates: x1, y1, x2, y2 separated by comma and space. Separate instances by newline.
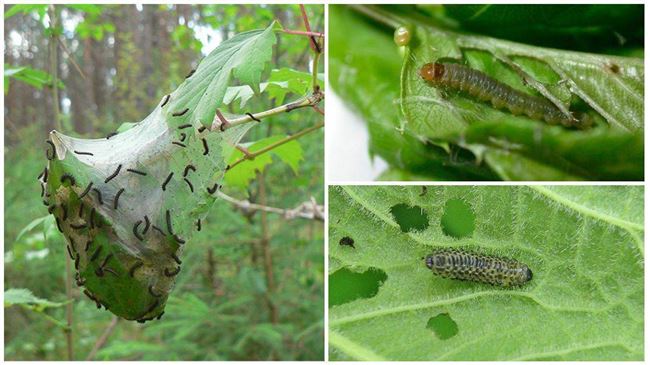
39, 72, 229, 322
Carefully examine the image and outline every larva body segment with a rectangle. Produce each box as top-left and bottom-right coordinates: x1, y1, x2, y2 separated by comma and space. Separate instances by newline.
420, 62, 576, 127
425, 248, 532, 287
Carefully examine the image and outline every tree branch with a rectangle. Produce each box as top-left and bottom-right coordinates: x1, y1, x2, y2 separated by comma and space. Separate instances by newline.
85, 317, 119, 361
280, 29, 324, 38
228, 120, 323, 170
217, 191, 324, 221
211, 92, 322, 131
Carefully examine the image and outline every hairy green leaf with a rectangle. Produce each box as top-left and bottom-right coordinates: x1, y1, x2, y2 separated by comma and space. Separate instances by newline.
329, 185, 643, 360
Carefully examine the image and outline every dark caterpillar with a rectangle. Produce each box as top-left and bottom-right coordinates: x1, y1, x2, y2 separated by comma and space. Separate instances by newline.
419, 62, 581, 128
424, 248, 532, 288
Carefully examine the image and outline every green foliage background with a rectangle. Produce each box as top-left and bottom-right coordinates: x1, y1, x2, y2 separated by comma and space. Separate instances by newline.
5, 4, 323, 360
328, 185, 643, 360
329, 5, 643, 181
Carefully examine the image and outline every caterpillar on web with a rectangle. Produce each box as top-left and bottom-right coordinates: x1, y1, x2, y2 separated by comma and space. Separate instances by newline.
419, 62, 586, 128
424, 248, 532, 288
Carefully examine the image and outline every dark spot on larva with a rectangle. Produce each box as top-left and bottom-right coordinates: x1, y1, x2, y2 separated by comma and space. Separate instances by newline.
440, 199, 475, 238
419, 186, 427, 196
426, 313, 459, 340
390, 203, 429, 233
329, 267, 387, 306
339, 236, 355, 248
106, 132, 118, 139
74, 150, 94, 156
607, 63, 621, 74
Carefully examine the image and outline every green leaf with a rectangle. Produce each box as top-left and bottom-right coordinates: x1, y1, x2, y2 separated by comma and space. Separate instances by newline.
328, 185, 643, 360
401, 17, 643, 135
66, 4, 102, 15
329, 5, 643, 181
329, 5, 497, 181
4, 4, 47, 19
464, 120, 643, 180
224, 135, 303, 189
4, 288, 65, 309
14, 215, 50, 243
4, 64, 63, 93
168, 22, 277, 127
442, 5, 644, 53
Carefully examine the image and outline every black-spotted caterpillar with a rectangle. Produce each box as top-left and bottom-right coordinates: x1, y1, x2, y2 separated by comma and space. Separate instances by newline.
425, 248, 532, 288
420, 62, 586, 129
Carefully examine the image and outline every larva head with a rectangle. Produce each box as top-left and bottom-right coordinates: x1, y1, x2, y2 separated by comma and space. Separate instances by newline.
419, 62, 444, 84
523, 265, 533, 282
425, 254, 434, 269
425, 253, 447, 269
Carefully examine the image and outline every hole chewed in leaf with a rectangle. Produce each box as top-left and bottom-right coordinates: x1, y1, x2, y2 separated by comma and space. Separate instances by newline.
339, 236, 355, 248
441, 199, 475, 238
426, 313, 459, 340
390, 203, 429, 233
329, 267, 387, 306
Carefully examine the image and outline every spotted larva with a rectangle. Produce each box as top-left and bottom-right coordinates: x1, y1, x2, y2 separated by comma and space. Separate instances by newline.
424, 248, 532, 288
419, 62, 580, 128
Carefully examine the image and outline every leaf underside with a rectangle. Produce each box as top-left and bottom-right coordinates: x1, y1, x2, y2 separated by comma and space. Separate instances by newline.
328, 185, 643, 361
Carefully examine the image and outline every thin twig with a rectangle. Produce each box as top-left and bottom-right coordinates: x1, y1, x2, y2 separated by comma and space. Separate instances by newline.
257, 171, 279, 325
86, 317, 119, 361
228, 120, 324, 170
217, 191, 324, 221
280, 29, 324, 38
299, 4, 318, 53
49, 5, 72, 359
212, 93, 322, 131
57, 37, 86, 81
